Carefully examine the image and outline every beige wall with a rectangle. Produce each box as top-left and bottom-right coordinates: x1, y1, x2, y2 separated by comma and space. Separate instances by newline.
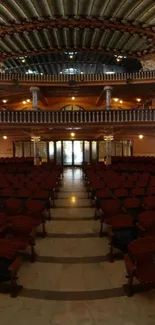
0, 138, 13, 157
133, 136, 155, 156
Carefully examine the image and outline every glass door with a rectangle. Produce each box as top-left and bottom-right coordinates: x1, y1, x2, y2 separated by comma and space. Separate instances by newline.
73, 141, 83, 165
63, 141, 73, 165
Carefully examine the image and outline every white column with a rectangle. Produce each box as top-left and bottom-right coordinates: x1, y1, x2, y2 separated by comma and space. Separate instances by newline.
31, 136, 40, 165
104, 135, 113, 165
30, 87, 40, 110
104, 86, 113, 110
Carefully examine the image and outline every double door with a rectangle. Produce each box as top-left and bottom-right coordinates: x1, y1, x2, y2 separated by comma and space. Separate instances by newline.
56, 140, 93, 166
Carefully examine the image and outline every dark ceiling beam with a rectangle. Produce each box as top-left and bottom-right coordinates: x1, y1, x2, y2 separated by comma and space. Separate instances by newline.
0, 48, 137, 61
0, 18, 154, 39
96, 88, 105, 106
0, 18, 154, 61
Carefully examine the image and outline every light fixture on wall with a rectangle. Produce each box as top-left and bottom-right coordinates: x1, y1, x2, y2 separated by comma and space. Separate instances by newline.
26, 99, 30, 103
113, 98, 119, 102
2, 135, 7, 140
119, 100, 123, 104
116, 58, 121, 62
2, 99, 7, 104
22, 101, 26, 104
71, 132, 75, 137
72, 97, 75, 100
139, 134, 144, 139
136, 98, 141, 102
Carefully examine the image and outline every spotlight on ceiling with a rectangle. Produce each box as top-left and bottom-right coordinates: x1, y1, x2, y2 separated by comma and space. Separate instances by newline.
72, 97, 75, 100
22, 101, 26, 104
136, 98, 141, 102
3, 135, 7, 140
69, 55, 73, 59
71, 132, 75, 137
116, 58, 121, 62
139, 134, 143, 139
26, 99, 30, 103
2, 99, 7, 104
119, 100, 123, 104
113, 98, 119, 102
22, 59, 25, 63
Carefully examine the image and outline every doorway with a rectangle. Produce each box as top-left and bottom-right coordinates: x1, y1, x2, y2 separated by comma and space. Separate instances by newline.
62, 141, 83, 166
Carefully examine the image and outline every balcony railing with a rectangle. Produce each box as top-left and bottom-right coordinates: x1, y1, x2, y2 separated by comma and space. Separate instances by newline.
0, 109, 155, 125
0, 71, 155, 85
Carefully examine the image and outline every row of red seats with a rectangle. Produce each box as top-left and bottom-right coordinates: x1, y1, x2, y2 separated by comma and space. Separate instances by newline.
0, 162, 62, 296
84, 163, 155, 296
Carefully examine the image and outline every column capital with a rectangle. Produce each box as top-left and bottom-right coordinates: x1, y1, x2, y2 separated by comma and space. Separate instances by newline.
30, 87, 40, 92
104, 86, 113, 91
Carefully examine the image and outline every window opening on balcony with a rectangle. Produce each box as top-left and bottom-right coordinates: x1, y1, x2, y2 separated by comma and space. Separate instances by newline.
61, 105, 84, 111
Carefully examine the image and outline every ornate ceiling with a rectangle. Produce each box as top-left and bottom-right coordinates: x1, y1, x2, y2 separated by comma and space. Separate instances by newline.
0, 0, 155, 64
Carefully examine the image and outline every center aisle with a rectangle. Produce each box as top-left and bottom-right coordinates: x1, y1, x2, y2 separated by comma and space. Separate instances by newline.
1, 167, 154, 325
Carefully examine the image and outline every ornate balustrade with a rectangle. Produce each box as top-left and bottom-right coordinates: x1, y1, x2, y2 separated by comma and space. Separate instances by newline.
0, 109, 155, 125
0, 71, 155, 85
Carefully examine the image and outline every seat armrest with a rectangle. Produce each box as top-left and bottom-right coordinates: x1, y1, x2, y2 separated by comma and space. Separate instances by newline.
9, 256, 22, 274
124, 255, 136, 273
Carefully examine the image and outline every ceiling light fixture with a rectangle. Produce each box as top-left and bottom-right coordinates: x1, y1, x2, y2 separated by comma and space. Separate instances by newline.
139, 134, 143, 139
72, 97, 75, 100
105, 71, 115, 75
3, 136, 7, 140
71, 132, 75, 137
69, 55, 73, 59
113, 98, 119, 102
116, 58, 121, 62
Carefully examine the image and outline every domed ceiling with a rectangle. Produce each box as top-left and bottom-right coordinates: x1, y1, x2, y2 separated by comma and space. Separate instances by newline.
0, 0, 155, 74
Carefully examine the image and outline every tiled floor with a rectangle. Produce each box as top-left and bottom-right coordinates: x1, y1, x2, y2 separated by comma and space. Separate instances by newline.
1, 167, 155, 325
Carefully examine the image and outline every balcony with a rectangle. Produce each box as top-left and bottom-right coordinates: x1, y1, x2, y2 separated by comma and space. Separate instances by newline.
0, 71, 155, 86
0, 109, 155, 126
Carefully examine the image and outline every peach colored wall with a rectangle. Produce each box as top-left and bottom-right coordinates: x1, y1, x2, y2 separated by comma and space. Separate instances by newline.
0, 138, 13, 157
133, 136, 155, 156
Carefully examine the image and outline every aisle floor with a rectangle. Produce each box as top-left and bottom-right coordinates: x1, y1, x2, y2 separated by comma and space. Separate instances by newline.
1, 168, 155, 325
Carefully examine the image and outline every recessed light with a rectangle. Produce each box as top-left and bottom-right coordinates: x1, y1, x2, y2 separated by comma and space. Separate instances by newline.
72, 97, 75, 100
3, 135, 7, 140
71, 132, 75, 137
